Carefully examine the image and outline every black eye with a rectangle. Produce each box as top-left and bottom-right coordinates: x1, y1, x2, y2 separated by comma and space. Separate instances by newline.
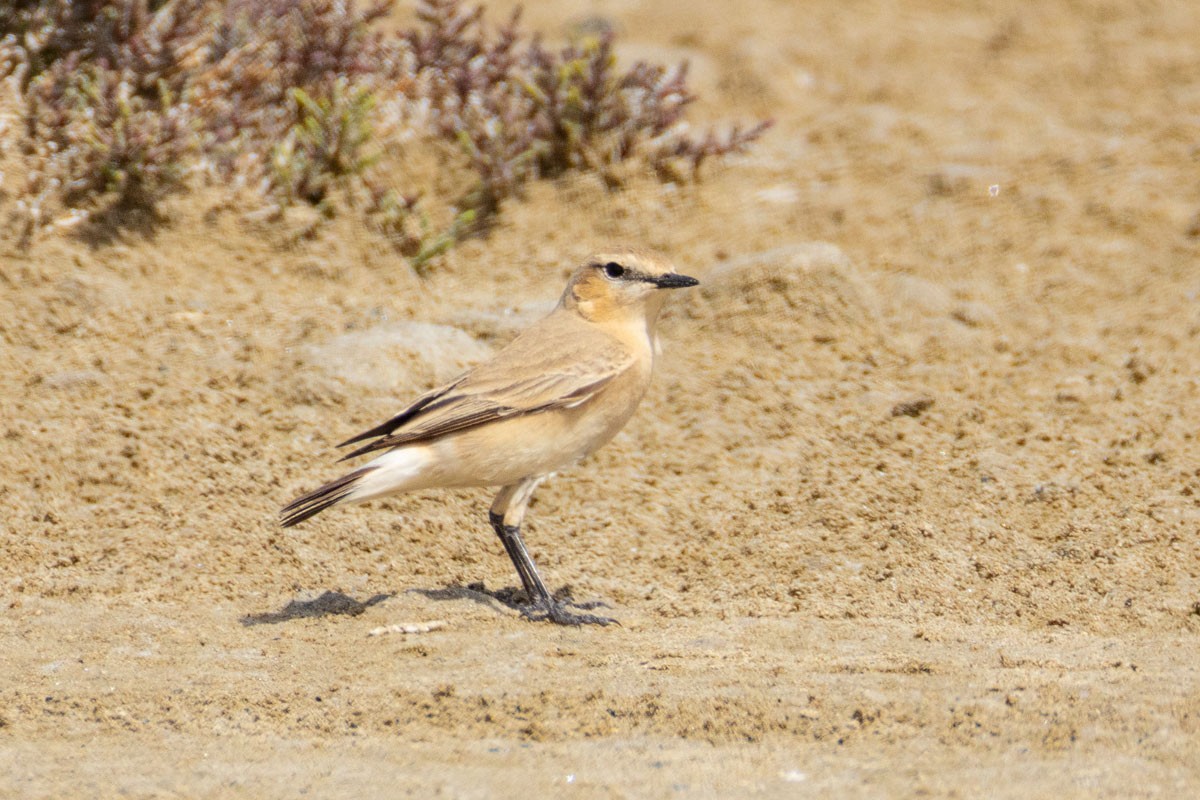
603, 262, 625, 279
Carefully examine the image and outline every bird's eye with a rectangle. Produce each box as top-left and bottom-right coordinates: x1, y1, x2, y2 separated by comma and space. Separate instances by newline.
603, 262, 625, 279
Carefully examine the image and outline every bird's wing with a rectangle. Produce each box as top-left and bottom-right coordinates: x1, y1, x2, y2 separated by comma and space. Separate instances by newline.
337, 317, 634, 460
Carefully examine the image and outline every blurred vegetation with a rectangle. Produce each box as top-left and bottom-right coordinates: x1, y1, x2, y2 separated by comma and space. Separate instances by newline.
0, 0, 770, 263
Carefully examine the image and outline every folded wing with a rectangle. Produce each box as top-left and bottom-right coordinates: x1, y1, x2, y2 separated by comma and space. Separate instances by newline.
337, 318, 633, 461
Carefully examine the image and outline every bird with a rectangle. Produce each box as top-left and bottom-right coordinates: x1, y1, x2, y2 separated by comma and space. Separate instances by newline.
280, 248, 699, 626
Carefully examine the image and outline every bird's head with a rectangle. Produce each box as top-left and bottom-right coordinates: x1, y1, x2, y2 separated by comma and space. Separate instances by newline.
561, 248, 699, 327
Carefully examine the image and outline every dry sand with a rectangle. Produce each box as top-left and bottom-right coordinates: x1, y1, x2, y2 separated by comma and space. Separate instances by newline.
2, 0, 1199, 796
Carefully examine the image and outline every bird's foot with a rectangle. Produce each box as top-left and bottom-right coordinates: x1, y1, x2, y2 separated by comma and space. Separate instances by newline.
520, 598, 617, 627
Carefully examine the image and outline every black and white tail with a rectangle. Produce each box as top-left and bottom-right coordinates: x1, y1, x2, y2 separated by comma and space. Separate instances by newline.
280, 447, 432, 527
280, 468, 374, 527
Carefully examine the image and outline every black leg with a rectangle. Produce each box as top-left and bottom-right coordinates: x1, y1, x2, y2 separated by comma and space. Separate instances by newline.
488, 511, 542, 602
487, 512, 615, 627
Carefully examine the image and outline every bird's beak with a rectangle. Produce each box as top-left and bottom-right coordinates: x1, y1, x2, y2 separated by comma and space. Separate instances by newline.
652, 272, 700, 289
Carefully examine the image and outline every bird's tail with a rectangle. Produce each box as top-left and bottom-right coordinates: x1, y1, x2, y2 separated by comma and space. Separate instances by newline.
280, 446, 432, 527
280, 467, 374, 527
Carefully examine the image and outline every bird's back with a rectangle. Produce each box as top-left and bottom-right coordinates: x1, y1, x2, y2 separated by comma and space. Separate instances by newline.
337, 304, 647, 461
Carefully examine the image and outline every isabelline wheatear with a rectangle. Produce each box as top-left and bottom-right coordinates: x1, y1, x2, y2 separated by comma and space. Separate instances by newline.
281, 248, 699, 625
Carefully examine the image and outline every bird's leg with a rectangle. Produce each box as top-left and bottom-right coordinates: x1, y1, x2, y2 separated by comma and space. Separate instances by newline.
488, 479, 549, 604
489, 478, 615, 627
487, 510, 543, 603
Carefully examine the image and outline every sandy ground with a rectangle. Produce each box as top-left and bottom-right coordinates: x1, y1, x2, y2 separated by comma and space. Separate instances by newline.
3, 0, 1200, 796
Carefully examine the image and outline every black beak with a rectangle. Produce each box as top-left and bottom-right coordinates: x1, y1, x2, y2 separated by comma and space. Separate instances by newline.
652, 272, 700, 289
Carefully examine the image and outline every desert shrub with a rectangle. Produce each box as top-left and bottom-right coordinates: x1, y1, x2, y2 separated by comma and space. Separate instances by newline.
269, 80, 381, 208
3, 0, 209, 240
13, 58, 197, 244
525, 32, 770, 181
0, 0, 210, 92
187, 0, 399, 178
406, 1, 769, 221
1, 0, 770, 260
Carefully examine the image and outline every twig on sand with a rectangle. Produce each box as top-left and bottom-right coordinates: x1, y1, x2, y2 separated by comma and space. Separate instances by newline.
367, 620, 447, 637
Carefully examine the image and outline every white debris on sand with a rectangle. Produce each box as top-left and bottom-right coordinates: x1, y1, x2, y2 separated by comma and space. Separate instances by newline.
367, 620, 448, 637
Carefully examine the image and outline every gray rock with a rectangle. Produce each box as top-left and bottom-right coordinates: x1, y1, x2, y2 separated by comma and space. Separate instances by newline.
696, 242, 881, 342
301, 321, 493, 392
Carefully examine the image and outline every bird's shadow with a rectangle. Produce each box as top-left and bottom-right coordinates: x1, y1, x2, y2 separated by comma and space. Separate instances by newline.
414, 582, 609, 613
240, 584, 609, 627
239, 590, 394, 626
413, 582, 526, 612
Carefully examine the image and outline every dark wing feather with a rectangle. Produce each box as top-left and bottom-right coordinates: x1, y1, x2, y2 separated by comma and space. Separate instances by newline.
337, 380, 462, 449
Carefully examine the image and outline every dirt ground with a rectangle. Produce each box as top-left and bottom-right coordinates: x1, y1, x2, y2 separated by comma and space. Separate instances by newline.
3, 0, 1200, 796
